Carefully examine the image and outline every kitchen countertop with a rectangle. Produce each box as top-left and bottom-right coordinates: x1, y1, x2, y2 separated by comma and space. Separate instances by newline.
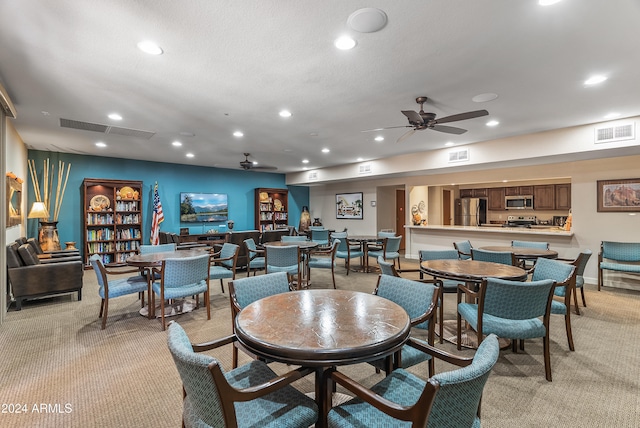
405, 224, 573, 237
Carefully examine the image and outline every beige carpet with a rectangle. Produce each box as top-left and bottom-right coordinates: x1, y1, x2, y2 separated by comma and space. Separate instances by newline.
1, 258, 639, 427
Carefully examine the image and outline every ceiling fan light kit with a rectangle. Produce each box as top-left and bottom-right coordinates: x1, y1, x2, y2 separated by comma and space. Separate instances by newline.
239, 153, 277, 171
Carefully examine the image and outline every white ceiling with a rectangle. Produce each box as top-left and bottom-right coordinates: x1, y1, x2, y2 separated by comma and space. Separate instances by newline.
1, 1, 639, 174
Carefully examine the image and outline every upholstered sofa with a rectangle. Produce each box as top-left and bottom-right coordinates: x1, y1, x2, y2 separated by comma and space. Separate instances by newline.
6, 242, 83, 310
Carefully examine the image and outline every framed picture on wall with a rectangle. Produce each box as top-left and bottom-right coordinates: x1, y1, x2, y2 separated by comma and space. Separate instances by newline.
336, 192, 363, 219
597, 178, 640, 212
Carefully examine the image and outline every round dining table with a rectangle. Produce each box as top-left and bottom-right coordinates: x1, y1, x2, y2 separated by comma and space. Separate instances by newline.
234, 289, 411, 427
345, 235, 381, 272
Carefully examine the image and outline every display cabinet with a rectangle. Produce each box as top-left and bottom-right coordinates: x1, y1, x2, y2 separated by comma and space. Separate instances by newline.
255, 188, 288, 232
82, 178, 143, 268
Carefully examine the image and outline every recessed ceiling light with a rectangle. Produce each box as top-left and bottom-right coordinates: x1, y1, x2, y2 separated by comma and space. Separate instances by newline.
252, 161, 258, 166
538, 0, 562, 5
108, 113, 122, 121
233, 131, 244, 137
502, 180, 508, 183
95, 142, 107, 148
137, 40, 163, 55
347, 8, 387, 33
322, 148, 330, 153
486, 120, 500, 127
357, 157, 364, 162
472, 93, 499, 103
172, 141, 182, 147
374, 136, 384, 142
279, 110, 292, 118
302, 159, 309, 164
584, 75, 607, 86
186, 153, 194, 158
604, 112, 621, 119
334, 36, 357, 50
445, 142, 454, 147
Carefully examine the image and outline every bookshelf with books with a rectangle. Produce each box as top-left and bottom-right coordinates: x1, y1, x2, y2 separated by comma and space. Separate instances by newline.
82, 178, 143, 268
255, 188, 288, 232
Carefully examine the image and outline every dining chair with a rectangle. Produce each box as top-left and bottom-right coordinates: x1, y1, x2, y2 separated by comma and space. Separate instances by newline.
456, 277, 556, 381
453, 240, 473, 260
229, 272, 291, 368
265, 245, 302, 288
89, 254, 148, 330
281, 235, 308, 242
139, 243, 176, 254
377, 255, 400, 277
369, 274, 440, 376
152, 253, 211, 331
471, 248, 517, 266
419, 249, 462, 344
333, 232, 364, 275
208, 242, 239, 293
243, 238, 265, 277
557, 249, 592, 314
325, 334, 500, 428
512, 240, 550, 249
365, 231, 397, 253
368, 236, 402, 270
310, 228, 330, 247
531, 257, 577, 351
307, 239, 340, 289
166, 321, 318, 428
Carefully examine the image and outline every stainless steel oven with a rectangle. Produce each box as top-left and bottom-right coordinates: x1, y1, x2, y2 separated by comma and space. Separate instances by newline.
505, 195, 534, 210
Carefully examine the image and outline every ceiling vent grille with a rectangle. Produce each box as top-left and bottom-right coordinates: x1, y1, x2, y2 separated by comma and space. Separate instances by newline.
595, 122, 635, 144
359, 163, 372, 175
448, 148, 469, 163
308, 171, 318, 181
59, 118, 155, 139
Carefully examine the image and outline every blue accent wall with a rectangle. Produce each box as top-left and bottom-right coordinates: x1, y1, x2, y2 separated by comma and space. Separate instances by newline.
27, 151, 309, 250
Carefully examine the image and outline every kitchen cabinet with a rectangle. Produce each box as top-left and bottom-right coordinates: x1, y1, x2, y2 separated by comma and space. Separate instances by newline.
505, 186, 534, 196
487, 187, 505, 211
460, 188, 487, 198
555, 184, 571, 211
533, 185, 555, 210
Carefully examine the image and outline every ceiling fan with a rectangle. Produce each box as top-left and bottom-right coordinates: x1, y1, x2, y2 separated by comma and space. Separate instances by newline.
239, 153, 277, 171
364, 96, 489, 143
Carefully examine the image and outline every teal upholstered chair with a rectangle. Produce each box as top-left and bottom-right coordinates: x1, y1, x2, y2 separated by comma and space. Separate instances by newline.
308, 240, 339, 289
453, 240, 473, 260
325, 334, 500, 428
369, 274, 440, 376
457, 277, 556, 381
209, 243, 239, 293
531, 257, 577, 351
152, 253, 211, 330
139, 243, 176, 254
333, 233, 364, 274
368, 236, 402, 270
281, 235, 308, 242
167, 321, 318, 428
558, 249, 592, 314
310, 228, 330, 247
243, 238, 265, 277
229, 272, 291, 368
471, 248, 516, 266
512, 240, 549, 249
265, 245, 301, 287
377, 256, 400, 277
90, 254, 148, 330
419, 249, 461, 343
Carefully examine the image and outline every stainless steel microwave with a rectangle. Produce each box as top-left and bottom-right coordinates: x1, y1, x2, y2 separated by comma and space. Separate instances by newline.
505, 195, 534, 210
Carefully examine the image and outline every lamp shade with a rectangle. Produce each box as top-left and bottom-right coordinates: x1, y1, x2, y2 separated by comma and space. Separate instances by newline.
28, 201, 50, 219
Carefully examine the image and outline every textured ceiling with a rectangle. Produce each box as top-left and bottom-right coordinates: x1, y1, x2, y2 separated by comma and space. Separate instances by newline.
1, 1, 639, 174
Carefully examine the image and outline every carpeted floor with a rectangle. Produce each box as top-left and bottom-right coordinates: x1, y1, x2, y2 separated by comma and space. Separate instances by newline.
1, 257, 639, 427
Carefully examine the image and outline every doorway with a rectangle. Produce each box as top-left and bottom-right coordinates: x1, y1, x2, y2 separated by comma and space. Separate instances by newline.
443, 189, 452, 225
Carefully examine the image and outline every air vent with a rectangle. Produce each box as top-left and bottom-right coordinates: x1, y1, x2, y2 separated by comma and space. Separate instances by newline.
59, 118, 155, 139
359, 163, 372, 175
595, 122, 635, 144
308, 171, 318, 181
448, 148, 469, 163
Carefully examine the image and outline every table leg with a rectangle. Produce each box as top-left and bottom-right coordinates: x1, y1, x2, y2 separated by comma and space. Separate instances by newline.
317, 367, 329, 428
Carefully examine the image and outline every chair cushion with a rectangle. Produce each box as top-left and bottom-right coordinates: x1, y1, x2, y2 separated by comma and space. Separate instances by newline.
153, 280, 208, 300
336, 250, 364, 259
458, 303, 546, 339
247, 257, 266, 268
368, 250, 400, 260
266, 265, 298, 275
99, 276, 148, 298
209, 265, 234, 280
369, 342, 431, 371
550, 299, 566, 315
308, 257, 335, 269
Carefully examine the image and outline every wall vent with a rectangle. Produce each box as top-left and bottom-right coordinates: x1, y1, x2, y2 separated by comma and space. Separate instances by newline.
448, 148, 469, 163
308, 171, 318, 181
595, 122, 635, 144
60, 118, 155, 139
359, 163, 372, 175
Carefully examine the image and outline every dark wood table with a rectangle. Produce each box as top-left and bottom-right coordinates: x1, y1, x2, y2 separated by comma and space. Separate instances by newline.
234, 289, 411, 428
420, 259, 527, 348
479, 246, 558, 261
126, 248, 210, 318
346, 235, 381, 272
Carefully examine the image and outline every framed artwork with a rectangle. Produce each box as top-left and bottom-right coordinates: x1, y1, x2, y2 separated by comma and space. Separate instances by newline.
597, 178, 640, 212
336, 192, 363, 219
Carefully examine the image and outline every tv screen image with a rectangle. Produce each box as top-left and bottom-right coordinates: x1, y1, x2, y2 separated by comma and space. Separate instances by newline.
180, 193, 228, 223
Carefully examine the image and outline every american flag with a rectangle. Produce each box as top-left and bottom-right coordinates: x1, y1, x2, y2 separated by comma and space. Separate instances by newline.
150, 182, 164, 244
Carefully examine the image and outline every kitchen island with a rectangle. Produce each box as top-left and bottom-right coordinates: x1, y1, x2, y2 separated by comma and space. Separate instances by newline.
404, 225, 575, 260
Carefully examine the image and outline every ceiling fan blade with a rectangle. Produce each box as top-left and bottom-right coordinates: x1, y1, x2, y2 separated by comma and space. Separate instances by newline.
250, 165, 278, 171
401, 110, 424, 124
361, 125, 411, 132
396, 129, 417, 143
430, 125, 467, 135
435, 109, 489, 124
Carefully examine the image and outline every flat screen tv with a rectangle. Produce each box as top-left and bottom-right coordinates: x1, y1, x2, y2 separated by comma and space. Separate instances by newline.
180, 192, 228, 223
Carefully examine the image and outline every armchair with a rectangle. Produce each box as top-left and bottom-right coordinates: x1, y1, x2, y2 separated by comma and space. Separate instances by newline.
208, 243, 239, 293
243, 238, 265, 277
368, 236, 402, 270
471, 248, 517, 266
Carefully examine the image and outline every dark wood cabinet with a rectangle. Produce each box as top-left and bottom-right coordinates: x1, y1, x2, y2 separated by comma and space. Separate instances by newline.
460, 188, 487, 198
82, 178, 143, 268
487, 187, 505, 211
255, 188, 288, 232
555, 184, 571, 211
460, 188, 473, 198
505, 186, 534, 196
533, 185, 555, 210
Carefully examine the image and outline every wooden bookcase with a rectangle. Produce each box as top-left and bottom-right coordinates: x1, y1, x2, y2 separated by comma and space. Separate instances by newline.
82, 178, 143, 268
255, 188, 288, 232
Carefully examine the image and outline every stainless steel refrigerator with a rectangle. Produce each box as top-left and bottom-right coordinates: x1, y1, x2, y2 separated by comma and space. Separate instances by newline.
454, 198, 487, 226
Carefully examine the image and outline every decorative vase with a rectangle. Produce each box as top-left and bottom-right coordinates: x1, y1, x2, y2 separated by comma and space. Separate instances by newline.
39, 221, 61, 251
